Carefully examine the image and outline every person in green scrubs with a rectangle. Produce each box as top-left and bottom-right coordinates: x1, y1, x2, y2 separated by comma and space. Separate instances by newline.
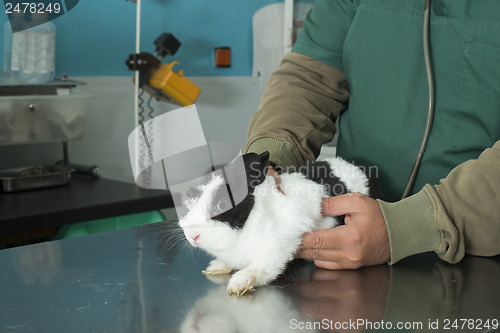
245, 0, 500, 268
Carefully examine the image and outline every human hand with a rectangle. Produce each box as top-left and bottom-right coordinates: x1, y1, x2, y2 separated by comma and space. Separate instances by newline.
294, 265, 390, 333
296, 193, 391, 269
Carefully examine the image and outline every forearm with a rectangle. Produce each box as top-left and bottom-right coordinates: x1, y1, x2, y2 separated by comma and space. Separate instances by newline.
430, 140, 500, 262
245, 52, 349, 170
379, 140, 500, 264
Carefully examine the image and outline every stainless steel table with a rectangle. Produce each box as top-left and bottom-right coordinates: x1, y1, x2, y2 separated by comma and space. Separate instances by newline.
1, 223, 499, 333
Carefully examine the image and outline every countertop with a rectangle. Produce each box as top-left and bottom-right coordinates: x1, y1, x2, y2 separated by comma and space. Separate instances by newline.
0, 176, 174, 235
1, 222, 499, 333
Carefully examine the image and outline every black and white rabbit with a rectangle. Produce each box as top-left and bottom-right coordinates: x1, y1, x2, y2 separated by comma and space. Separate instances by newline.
179, 152, 375, 296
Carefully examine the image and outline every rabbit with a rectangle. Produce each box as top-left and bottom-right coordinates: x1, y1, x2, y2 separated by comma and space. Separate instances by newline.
178, 151, 375, 296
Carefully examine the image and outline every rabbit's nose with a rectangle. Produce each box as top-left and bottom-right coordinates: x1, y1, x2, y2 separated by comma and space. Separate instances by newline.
193, 234, 200, 245
186, 233, 200, 247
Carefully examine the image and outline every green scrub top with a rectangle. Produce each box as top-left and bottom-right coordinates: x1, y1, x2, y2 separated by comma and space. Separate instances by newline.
292, 0, 500, 201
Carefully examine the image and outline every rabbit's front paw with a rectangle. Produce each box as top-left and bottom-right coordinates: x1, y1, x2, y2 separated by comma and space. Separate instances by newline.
202, 259, 233, 275
227, 269, 257, 296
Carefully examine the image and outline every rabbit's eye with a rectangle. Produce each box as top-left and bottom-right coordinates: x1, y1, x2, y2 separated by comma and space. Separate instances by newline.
217, 199, 228, 212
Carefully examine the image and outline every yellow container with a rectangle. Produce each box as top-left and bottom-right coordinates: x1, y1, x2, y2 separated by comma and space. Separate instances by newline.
149, 61, 201, 106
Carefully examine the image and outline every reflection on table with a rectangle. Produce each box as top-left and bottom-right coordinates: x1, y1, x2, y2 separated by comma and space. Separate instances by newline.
1, 222, 499, 333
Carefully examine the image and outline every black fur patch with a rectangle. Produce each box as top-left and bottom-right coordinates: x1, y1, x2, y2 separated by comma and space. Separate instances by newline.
212, 152, 269, 229
366, 173, 381, 199
212, 193, 255, 229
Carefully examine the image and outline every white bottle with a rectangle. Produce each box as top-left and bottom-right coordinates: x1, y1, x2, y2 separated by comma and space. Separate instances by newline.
17, 13, 56, 84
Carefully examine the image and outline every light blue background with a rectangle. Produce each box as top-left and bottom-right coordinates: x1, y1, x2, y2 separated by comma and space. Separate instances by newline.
0, 0, 303, 77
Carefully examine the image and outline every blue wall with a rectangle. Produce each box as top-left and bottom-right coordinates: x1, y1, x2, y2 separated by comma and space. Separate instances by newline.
1, 0, 289, 77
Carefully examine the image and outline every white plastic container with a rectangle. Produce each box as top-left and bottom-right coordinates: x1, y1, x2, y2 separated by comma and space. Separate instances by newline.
3, 14, 56, 84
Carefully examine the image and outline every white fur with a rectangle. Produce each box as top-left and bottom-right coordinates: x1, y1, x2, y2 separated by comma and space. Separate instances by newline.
325, 156, 370, 195
179, 157, 370, 295
180, 175, 240, 252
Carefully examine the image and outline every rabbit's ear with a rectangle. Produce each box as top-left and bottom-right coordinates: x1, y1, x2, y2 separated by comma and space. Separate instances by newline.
243, 152, 270, 189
